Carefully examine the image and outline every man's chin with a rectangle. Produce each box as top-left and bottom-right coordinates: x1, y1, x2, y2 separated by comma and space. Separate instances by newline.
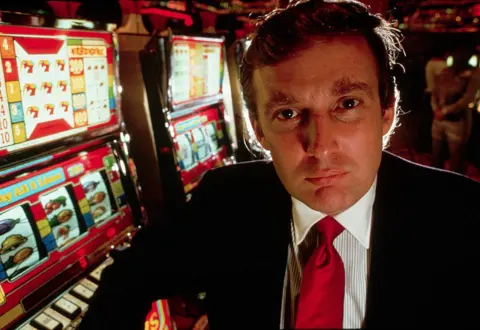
301, 187, 350, 215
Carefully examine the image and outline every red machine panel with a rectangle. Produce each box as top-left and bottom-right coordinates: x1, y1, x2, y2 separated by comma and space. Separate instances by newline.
171, 36, 224, 107
172, 106, 230, 193
0, 25, 119, 157
0, 144, 134, 329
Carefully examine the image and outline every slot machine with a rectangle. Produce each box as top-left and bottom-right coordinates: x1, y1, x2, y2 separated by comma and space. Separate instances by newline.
0, 16, 144, 330
138, 30, 239, 330
139, 30, 237, 217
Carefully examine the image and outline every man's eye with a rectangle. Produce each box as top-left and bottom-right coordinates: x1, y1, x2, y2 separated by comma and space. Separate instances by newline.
276, 109, 299, 120
339, 98, 360, 109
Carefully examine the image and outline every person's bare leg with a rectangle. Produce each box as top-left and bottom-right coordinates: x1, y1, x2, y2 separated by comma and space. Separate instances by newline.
431, 138, 444, 169
448, 140, 467, 174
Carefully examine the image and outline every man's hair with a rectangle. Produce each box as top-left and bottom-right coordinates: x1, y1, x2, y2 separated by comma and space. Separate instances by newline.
239, 0, 404, 153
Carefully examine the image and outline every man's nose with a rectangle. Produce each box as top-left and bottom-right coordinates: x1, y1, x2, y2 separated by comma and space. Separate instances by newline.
305, 115, 338, 158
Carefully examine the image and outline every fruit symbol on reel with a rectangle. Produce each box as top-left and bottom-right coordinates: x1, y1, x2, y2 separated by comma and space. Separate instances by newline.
44, 196, 67, 216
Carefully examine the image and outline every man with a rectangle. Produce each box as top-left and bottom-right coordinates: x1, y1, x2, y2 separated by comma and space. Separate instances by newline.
80, 1, 480, 329
431, 44, 480, 174
425, 47, 447, 96
417, 44, 447, 153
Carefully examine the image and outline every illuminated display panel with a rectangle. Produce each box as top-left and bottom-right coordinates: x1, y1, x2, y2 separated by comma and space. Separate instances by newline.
0, 204, 45, 281
0, 25, 119, 157
191, 127, 209, 162
172, 106, 229, 193
0, 145, 132, 329
80, 171, 118, 225
176, 133, 196, 171
205, 122, 219, 152
39, 185, 85, 249
171, 36, 224, 107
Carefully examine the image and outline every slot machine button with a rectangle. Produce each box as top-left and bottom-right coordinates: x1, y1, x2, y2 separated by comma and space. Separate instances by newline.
43, 307, 72, 329
70, 284, 94, 303
30, 312, 62, 330
88, 263, 109, 282
88, 269, 101, 282
52, 297, 81, 319
104, 256, 114, 266
62, 293, 89, 313
79, 278, 98, 292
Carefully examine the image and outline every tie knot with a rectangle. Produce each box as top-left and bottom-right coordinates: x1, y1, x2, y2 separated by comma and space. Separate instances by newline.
316, 216, 344, 244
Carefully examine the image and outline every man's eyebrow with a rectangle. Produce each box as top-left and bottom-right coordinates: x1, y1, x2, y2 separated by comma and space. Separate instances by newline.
331, 77, 374, 99
264, 91, 298, 113
263, 78, 374, 115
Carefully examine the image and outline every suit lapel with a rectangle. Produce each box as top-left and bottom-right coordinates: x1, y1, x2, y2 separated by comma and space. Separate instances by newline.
363, 152, 417, 328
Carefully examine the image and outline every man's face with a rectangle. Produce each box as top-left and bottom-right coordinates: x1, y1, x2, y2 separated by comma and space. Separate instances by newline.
252, 36, 394, 215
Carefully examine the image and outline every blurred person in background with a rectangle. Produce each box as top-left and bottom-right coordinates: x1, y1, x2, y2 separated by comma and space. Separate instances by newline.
431, 43, 480, 174
425, 45, 447, 100
418, 43, 448, 152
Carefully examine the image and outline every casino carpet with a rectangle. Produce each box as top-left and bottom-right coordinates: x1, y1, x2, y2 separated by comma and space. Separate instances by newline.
389, 147, 480, 182
385, 115, 480, 182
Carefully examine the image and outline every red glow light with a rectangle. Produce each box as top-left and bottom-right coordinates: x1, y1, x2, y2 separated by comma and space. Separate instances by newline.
79, 256, 88, 269
107, 227, 116, 238
473, 5, 480, 17
160, 147, 171, 154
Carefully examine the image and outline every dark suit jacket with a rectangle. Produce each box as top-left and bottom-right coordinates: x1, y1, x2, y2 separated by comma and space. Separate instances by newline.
79, 151, 480, 329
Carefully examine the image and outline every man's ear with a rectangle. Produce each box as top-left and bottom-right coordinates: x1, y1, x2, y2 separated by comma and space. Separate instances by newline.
382, 105, 395, 136
252, 117, 270, 150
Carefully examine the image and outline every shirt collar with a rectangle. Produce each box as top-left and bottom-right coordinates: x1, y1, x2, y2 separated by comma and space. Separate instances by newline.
291, 177, 377, 249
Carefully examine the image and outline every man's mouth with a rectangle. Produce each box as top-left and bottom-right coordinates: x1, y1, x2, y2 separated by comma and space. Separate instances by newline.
305, 170, 347, 186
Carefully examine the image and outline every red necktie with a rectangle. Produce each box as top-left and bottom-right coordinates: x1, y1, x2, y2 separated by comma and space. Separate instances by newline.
295, 216, 345, 329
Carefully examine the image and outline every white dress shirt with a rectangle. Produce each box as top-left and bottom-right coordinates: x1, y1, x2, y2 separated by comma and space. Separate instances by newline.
280, 178, 377, 328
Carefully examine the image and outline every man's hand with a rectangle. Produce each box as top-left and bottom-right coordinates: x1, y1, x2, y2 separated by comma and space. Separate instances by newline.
434, 109, 445, 120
